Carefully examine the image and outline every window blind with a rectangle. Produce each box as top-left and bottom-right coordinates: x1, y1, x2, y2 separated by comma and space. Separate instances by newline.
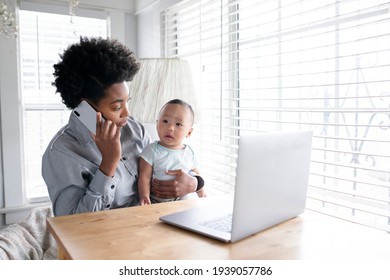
162, 0, 390, 232
19, 9, 107, 199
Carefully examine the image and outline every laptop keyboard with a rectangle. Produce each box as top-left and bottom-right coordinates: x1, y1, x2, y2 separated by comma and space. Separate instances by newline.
199, 213, 232, 233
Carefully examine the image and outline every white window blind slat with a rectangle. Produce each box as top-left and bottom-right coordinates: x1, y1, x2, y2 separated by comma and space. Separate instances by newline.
307, 192, 390, 218
163, 0, 390, 232
310, 179, 390, 198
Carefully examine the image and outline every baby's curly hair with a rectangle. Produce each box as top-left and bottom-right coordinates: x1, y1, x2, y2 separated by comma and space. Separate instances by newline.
52, 37, 140, 109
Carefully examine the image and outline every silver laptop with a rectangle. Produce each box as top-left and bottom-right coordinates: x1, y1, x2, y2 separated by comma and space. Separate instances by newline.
159, 130, 313, 243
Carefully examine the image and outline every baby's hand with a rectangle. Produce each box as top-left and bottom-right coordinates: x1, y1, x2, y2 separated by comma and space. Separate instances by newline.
140, 196, 151, 205
196, 188, 207, 198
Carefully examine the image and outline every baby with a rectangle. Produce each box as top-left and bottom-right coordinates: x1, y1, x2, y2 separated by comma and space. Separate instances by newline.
138, 99, 206, 205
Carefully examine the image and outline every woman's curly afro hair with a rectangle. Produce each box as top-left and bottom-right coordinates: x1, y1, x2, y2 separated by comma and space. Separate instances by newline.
52, 37, 140, 109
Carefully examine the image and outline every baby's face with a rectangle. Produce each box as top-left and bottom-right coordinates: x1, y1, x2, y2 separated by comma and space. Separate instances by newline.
156, 103, 193, 149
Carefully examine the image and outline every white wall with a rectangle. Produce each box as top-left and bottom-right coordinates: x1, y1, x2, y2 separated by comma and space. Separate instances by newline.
135, 0, 181, 58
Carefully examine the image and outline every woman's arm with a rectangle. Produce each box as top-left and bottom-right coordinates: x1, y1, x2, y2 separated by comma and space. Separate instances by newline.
191, 168, 207, 198
43, 114, 124, 216
42, 148, 119, 216
151, 169, 199, 199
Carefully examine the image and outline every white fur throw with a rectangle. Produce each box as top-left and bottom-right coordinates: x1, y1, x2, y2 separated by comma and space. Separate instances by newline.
0, 206, 57, 260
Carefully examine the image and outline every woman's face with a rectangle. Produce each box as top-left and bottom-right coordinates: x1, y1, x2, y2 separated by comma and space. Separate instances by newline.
94, 81, 130, 129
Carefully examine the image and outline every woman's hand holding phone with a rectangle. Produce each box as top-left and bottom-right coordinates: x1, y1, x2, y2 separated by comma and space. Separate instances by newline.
92, 112, 122, 177
73, 100, 122, 177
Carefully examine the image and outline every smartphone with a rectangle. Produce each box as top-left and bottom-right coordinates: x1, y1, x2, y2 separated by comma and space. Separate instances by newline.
73, 100, 104, 135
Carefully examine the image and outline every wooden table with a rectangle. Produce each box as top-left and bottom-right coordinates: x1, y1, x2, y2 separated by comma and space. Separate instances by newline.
47, 197, 390, 260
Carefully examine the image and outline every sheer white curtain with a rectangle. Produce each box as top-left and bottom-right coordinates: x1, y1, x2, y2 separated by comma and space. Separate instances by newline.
162, 0, 390, 231
127, 58, 199, 124
127, 58, 201, 143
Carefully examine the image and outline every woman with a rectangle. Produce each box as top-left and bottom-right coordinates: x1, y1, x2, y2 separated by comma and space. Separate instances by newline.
42, 37, 200, 216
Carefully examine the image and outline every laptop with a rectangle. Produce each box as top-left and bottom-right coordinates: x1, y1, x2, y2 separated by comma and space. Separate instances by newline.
159, 130, 313, 243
